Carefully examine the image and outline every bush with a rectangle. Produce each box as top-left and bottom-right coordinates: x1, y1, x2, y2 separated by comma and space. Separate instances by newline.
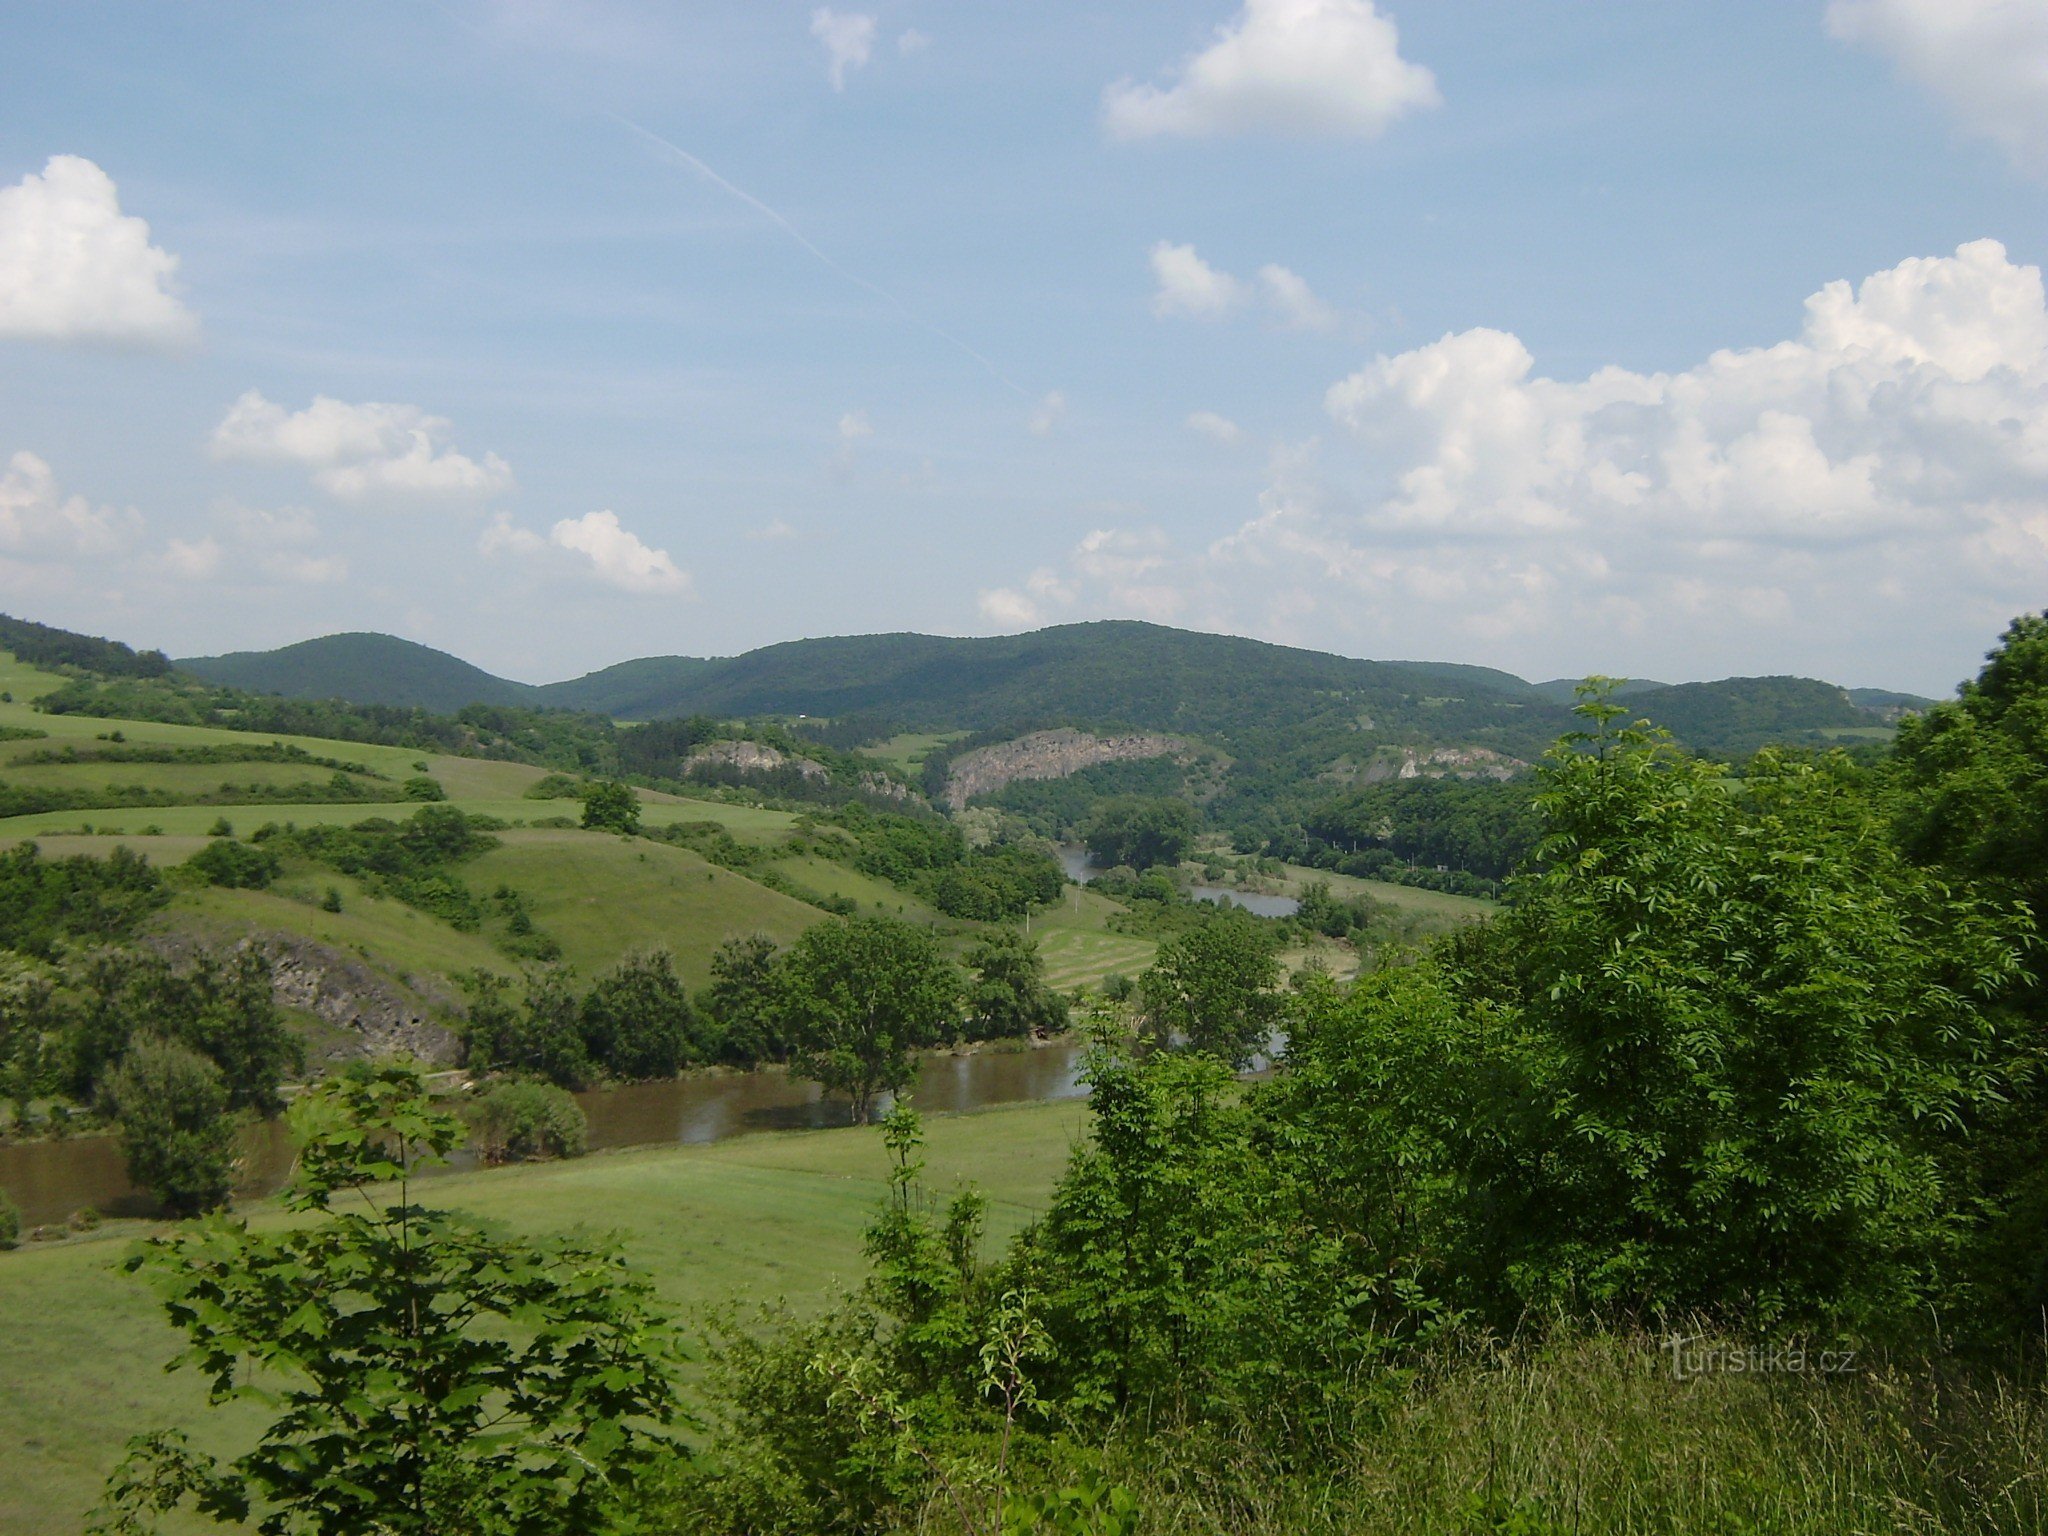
0, 1189, 18, 1250
524, 773, 587, 800
187, 837, 282, 890
466, 1079, 589, 1163
401, 775, 447, 802
582, 780, 642, 834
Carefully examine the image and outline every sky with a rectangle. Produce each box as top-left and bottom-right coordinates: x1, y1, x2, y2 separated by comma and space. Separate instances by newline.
4, 0, 2048, 694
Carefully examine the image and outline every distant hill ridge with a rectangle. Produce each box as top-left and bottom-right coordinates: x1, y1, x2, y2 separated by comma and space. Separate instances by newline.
175, 622, 1935, 759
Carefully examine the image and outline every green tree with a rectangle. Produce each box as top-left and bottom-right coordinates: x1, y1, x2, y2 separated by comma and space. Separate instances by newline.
460, 967, 590, 1088
581, 779, 641, 835
581, 949, 701, 1079
700, 933, 783, 1064
964, 930, 1069, 1039
773, 916, 962, 1122
91, 1063, 684, 1536
1081, 797, 1198, 872
102, 1038, 238, 1218
1139, 919, 1284, 1068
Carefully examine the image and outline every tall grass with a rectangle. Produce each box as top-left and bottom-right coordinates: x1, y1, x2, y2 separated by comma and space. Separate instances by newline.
929, 1332, 2048, 1535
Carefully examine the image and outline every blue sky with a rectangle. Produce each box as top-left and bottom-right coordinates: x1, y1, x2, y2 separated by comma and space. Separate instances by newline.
3, 0, 2047, 693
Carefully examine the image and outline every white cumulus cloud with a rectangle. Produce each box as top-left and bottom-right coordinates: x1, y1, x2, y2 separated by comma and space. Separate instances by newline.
1187, 410, 1245, 443
1150, 241, 1245, 318
1150, 242, 1334, 326
1029, 391, 1068, 436
986, 241, 2048, 687
1259, 264, 1336, 329
811, 9, 877, 90
485, 510, 688, 595
210, 391, 513, 504
1104, 0, 1440, 141
1829, 0, 2048, 172
549, 510, 689, 594
0, 155, 196, 344
0, 450, 141, 556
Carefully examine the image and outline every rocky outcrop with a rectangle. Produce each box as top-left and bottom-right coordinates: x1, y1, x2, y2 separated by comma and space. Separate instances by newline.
262, 936, 462, 1064
684, 740, 830, 782
942, 728, 1190, 809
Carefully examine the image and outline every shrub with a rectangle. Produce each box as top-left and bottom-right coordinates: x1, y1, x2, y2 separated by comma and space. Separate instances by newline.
466, 1079, 589, 1163
582, 780, 642, 834
401, 775, 446, 801
187, 837, 282, 890
0, 1189, 18, 1250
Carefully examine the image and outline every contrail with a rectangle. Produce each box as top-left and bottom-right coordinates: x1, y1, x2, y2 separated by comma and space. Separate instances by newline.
609, 113, 1029, 399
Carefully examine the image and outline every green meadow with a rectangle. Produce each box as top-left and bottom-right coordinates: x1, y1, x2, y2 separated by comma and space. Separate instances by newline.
0, 1099, 1089, 1536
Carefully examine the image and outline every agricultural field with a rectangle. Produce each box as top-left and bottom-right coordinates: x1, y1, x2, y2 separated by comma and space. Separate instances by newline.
0, 1099, 1088, 1536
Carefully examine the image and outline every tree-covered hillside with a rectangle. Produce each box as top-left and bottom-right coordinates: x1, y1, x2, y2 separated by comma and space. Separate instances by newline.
180, 632, 544, 712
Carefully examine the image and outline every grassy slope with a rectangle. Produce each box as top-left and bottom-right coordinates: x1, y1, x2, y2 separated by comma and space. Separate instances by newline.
0, 1099, 1087, 1536
466, 830, 823, 986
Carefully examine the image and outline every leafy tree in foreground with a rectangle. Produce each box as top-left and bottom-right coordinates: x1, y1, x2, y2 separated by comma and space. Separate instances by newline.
1139, 919, 1283, 1068
580, 779, 641, 835
774, 916, 962, 1122
91, 1063, 684, 1536
102, 1038, 237, 1218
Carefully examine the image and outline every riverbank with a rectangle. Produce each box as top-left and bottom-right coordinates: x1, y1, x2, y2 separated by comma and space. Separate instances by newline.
0, 1095, 1089, 1536
0, 1037, 1092, 1229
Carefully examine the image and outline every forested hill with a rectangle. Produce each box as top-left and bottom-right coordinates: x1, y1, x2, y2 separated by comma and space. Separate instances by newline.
181, 632, 545, 712
545, 623, 1542, 737
173, 619, 1919, 758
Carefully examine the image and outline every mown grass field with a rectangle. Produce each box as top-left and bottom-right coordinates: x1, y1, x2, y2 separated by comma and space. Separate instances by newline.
0, 1098, 1088, 1536
1032, 887, 1159, 991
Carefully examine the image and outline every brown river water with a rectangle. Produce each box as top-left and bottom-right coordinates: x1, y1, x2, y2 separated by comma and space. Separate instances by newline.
0, 1040, 1090, 1229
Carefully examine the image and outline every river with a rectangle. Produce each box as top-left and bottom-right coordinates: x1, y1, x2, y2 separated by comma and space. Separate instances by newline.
0, 1040, 1090, 1229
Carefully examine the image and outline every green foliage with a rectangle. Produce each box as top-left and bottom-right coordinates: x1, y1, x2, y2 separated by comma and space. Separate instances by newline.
581, 779, 641, 834
0, 612, 170, 678
256, 806, 498, 928
1139, 918, 1284, 1067
581, 949, 706, 1078
926, 843, 1065, 921
1081, 796, 1197, 871
91, 1063, 686, 1536
0, 842, 166, 959
773, 916, 963, 1121
465, 1078, 590, 1163
102, 1038, 237, 1217
965, 930, 1070, 1039
700, 933, 785, 1064
522, 772, 586, 799
0, 1187, 19, 1248
1303, 775, 1538, 881
460, 967, 591, 1088
66, 946, 300, 1114
186, 838, 282, 890
400, 774, 446, 801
